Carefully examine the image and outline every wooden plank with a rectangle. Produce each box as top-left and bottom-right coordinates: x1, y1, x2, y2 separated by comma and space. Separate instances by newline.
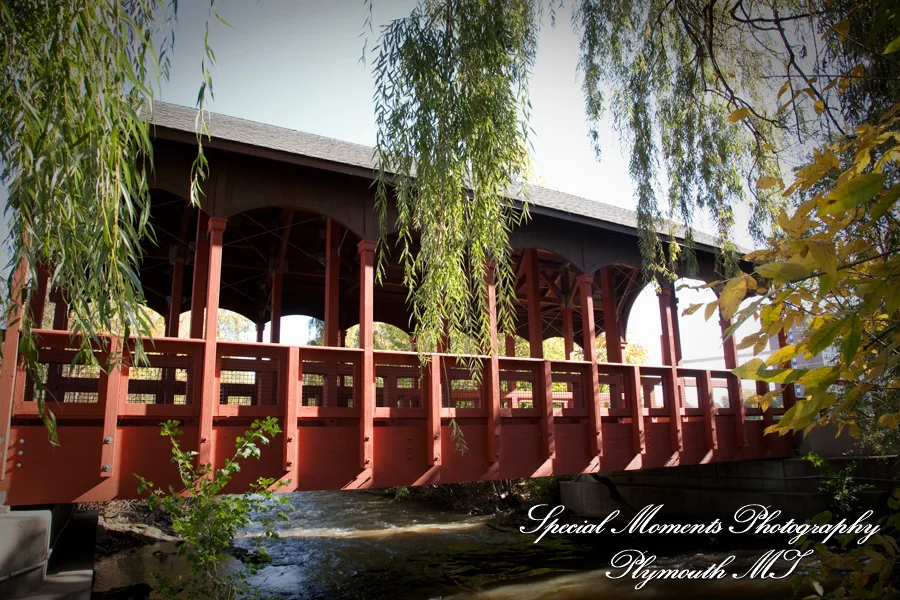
485, 266, 501, 464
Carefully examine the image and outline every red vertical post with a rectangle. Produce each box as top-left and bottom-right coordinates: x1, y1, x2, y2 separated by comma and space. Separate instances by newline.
270, 271, 283, 344
167, 202, 192, 338
626, 364, 646, 455
778, 329, 798, 411
524, 249, 543, 359
197, 217, 226, 468
599, 266, 623, 363
577, 273, 603, 457
539, 360, 556, 461
99, 338, 126, 478
505, 335, 516, 357
562, 306, 574, 360
50, 292, 68, 330
283, 347, 299, 472
358, 240, 376, 471
720, 316, 747, 448
324, 219, 342, 347
28, 267, 48, 330
0, 262, 26, 488
190, 212, 211, 339
699, 370, 718, 451
485, 265, 501, 465
427, 355, 442, 469
658, 284, 683, 452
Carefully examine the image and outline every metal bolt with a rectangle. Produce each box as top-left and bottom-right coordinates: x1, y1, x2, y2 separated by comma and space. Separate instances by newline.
18, 438, 24, 444
101, 464, 111, 473
285, 461, 293, 468
103, 436, 113, 445
16, 463, 22, 468
16, 450, 23, 456
0, 436, 4, 444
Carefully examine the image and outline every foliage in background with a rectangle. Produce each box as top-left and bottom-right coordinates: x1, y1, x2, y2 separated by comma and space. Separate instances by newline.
575, 0, 899, 279
371, 0, 538, 360
135, 417, 289, 600
803, 452, 875, 515
690, 94, 900, 598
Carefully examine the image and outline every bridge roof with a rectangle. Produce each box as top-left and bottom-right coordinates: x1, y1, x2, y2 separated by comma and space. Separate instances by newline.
148, 101, 723, 251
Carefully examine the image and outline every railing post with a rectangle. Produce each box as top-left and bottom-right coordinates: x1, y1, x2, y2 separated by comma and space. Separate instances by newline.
599, 266, 623, 363
427, 355, 442, 469
283, 347, 299, 472
190, 211, 210, 339
198, 216, 226, 468
524, 249, 544, 359
577, 273, 603, 458
627, 365, 645, 455
0, 261, 26, 488
777, 329, 798, 411
720, 316, 747, 448
324, 219, 342, 347
699, 371, 718, 451
538, 360, 555, 462
99, 338, 126, 478
485, 265, 501, 465
358, 240, 376, 472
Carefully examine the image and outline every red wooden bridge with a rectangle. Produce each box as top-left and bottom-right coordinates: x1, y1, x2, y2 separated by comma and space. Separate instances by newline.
0, 103, 795, 506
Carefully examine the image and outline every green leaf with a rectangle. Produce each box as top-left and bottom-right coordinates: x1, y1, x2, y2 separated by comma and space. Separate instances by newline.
819, 173, 886, 215
805, 318, 845, 356
884, 35, 900, 54
841, 315, 861, 365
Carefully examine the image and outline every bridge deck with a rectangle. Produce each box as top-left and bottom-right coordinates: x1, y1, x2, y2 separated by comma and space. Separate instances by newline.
1, 330, 790, 506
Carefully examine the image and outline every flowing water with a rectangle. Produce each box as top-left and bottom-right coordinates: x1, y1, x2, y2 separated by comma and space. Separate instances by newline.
93, 491, 803, 599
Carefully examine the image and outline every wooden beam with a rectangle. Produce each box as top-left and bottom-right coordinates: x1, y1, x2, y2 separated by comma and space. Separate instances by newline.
198, 217, 227, 468
270, 209, 294, 344
324, 219, 342, 346
720, 316, 747, 448
0, 261, 26, 487
99, 339, 126, 478
577, 273, 603, 457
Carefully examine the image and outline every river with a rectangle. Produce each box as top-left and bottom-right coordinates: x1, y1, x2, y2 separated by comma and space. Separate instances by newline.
92, 490, 803, 599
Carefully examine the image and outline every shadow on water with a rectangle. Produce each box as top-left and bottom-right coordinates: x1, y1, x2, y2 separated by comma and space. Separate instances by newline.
93, 490, 801, 599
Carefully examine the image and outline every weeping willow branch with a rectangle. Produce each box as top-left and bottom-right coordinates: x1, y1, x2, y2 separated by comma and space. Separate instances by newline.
372, 0, 538, 360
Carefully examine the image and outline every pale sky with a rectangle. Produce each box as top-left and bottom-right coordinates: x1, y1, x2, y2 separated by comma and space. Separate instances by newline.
2, 0, 766, 366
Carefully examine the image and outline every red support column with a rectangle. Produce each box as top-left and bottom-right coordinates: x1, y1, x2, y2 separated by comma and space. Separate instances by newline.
198, 217, 226, 468
485, 265, 501, 465
99, 338, 126, 478
282, 347, 299, 473
167, 202, 192, 337
358, 240, 376, 473
505, 335, 516, 357
324, 219, 342, 347
720, 316, 747, 448
524, 249, 543, 359
50, 291, 68, 330
270, 270, 283, 344
599, 266, 623, 363
29, 266, 48, 329
426, 354, 442, 479
0, 262, 26, 490
562, 306, 574, 360
657, 283, 683, 452
190, 212, 211, 339
577, 273, 603, 458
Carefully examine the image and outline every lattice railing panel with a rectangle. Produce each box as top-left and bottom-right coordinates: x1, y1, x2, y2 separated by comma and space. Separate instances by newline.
127, 353, 194, 405
375, 364, 422, 408
302, 360, 355, 407
219, 357, 278, 406
24, 351, 100, 405
441, 363, 483, 409
549, 368, 584, 409
498, 366, 534, 409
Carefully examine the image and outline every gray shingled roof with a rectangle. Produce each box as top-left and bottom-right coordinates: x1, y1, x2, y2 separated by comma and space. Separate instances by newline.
149, 101, 722, 248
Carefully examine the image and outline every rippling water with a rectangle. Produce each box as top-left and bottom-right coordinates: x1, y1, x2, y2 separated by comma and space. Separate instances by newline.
93, 491, 800, 599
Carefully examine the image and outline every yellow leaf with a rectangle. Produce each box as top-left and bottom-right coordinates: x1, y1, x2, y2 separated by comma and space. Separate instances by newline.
830, 20, 850, 38
756, 176, 782, 190
767, 344, 798, 367
728, 107, 750, 123
814, 100, 825, 115
807, 239, 838, 280
719, 275, 749, 320
777, 81, 791, 99
878, 413, 900, 429
704, 302, 718, 322
850, 64, 865, 79
820, 173, 886, 215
